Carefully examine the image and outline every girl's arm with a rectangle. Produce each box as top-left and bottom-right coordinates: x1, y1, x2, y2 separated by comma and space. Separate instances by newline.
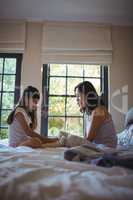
15, 112, 58, 143
87, 107, 106, 141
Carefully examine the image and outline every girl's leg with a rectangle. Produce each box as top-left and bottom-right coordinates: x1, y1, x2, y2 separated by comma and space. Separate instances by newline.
19, 137, 42, 148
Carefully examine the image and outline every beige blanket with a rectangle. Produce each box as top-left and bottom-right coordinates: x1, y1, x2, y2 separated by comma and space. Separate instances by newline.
0, 146, 133, 200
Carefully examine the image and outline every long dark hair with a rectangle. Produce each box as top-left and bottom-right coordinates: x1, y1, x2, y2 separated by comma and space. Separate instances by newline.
74, 81, 104, 114
7, 86, 40, 129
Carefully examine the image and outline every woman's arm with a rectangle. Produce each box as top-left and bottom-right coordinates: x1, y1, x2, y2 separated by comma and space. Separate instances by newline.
15, 112, 58, 143
87, 107, 106, 141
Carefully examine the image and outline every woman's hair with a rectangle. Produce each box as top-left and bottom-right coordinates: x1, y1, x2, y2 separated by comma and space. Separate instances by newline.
74, 81, 104, 113
7, 86, 40, 129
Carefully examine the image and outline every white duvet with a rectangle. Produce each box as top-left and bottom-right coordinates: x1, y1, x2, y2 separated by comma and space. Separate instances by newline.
0, 145, 133, 200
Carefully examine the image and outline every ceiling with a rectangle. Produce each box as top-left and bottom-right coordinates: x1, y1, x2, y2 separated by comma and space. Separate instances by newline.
0, 0, 133, 25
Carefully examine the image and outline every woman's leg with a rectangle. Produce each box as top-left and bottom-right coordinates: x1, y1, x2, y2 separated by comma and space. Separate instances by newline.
42, 137, 59, 144
19, 137, 42, 148
41, 140, 62, 148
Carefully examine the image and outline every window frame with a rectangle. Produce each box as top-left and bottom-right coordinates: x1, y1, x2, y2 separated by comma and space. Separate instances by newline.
41, 64, 108, 137
0, 53, 22, 137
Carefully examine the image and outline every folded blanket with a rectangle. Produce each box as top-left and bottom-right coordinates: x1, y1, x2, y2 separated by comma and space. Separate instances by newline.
93, 153, 133, 169
64, 143, 133, 169
64, 142, 117, 162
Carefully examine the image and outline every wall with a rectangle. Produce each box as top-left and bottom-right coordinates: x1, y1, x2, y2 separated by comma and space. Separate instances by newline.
21, 22, 43, 132
110, 26, 133, 132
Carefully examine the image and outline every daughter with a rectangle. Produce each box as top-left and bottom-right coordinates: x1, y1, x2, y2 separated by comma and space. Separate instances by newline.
7, 86, 58, 148
59, 81, 117, 148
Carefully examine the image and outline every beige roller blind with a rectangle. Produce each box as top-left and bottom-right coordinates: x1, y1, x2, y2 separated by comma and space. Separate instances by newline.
0, 20, 26, 52
42, 21, 112, 64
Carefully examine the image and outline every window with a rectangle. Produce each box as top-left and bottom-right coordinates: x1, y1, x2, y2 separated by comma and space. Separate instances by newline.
41, 64, 108, 137
0, 54, 22, 139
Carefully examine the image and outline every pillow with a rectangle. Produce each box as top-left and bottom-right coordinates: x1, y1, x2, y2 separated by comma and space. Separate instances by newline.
59, 131, 84, 147
125, 107, 133, 128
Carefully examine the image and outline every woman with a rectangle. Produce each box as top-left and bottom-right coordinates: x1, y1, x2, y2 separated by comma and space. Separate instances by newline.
74, 81, 117, 148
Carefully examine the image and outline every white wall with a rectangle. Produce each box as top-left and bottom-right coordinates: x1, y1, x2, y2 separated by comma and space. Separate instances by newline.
21, 22, 43, 132
110, 26, 133, 132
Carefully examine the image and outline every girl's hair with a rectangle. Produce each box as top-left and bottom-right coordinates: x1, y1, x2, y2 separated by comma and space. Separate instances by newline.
7, 86, 40, 129
74, 81, 104, 113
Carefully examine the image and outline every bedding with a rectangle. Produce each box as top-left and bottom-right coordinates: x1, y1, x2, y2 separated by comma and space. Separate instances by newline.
118, 124, 133, 146
0, 145, 133, 200
64, 142, 133, 168
93, 152, 133, 169
117, 107, 133, 146
124, 107, 133, 128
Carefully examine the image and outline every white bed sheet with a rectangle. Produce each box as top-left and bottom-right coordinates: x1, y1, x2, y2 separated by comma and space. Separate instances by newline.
0, 146, 133, 200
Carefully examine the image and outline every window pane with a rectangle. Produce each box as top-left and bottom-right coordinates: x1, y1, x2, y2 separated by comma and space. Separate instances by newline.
49, 77, 66, 95
0, 58, 3, 73
50, 64, 66, 76
0, 75, 2, 91
4, 58, 16, 74
67, 78, 83, 95
0, 129, 8, 139
49, 97, 65, 116
1, 110, 11, 126
48, 117, 65, 136
45, 64, 105, 137
3, 75, 15, 91
0, 92, 2, 106
67, 64, 83, 76
66, 97, 82, 116
84, 65, 100, 77
66, 117, 83, 136
85, 78, 101, 95
2, 93, 14, 109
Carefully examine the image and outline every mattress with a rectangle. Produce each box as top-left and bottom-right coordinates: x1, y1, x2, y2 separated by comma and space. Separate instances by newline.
0, 145, 133, 200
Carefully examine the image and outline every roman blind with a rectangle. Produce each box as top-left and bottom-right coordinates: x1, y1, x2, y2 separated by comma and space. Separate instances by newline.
42, 21, 112, 64
0, 20, 26, 52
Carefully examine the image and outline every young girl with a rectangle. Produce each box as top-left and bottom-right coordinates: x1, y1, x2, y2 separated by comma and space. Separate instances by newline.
74, 81, 117, 148
7, 86, 58, 148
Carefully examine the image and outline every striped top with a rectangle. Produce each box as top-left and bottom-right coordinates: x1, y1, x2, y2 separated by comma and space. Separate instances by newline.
8, 107, 31, 147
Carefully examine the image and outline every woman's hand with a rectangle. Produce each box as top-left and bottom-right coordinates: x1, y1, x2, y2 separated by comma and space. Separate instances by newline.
41, 137, 59, 144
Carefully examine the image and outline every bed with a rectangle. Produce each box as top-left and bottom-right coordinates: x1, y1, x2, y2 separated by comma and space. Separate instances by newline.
0, 144, 133, 200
